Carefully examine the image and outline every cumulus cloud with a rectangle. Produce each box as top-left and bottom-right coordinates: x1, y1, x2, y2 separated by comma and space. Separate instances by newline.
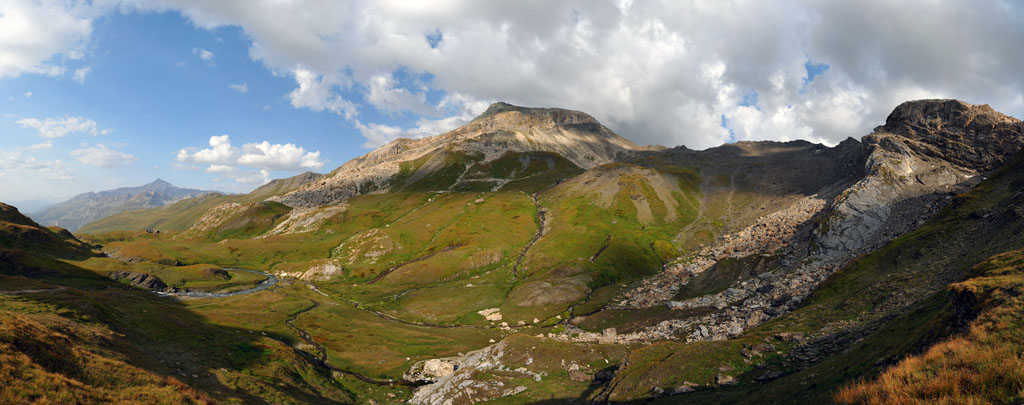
177, 135, 324, 172
176, 134, 238, 165
6, 1, 1024, 149
228, 82, 248, 93
16, 116, 112, 138
0, 0, 94, 79
287, 68, 357, 119
71, 144, 137, 167
154, 0, 1024, 149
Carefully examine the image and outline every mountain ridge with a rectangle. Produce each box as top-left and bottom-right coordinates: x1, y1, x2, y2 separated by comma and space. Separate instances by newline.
30, 179, 218, 232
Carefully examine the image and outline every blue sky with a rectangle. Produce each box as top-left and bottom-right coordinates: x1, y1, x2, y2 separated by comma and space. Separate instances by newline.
1, 11, 434, 205
1, 1, 1022, 208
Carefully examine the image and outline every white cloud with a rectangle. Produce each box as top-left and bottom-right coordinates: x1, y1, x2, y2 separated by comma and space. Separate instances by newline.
72, 66, 91, 83
177, 134, 325, 172
192, 47, 215, 65
29, 142, 53, 150
71, 144, 137, 167
176, 134, 238, 165
23, 91, 32, 98
6, 1, 1024, 149
366, 72, 438, 116
0, 150, 74, 180
238, 141, 324, 170
0, 0, 95, 79
287, 67, 357, 119
231, 168, 271, 185
209, 166, 271, 185
228, 82, 248, 93
16, 116, 112, 138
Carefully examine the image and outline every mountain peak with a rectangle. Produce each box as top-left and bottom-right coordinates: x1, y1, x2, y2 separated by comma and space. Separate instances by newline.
469, 101, 601, 129
874, 98, 1024, 171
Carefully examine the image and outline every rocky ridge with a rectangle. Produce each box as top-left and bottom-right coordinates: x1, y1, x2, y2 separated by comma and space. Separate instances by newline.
813, 99, 1024, 256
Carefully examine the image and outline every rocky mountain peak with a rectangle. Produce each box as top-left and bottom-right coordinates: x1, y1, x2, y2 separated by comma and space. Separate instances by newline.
470, 102, 602, 130
274, 103, 654, 207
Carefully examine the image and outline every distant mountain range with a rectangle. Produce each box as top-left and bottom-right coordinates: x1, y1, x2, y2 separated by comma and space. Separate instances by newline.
29, 179, 218, 231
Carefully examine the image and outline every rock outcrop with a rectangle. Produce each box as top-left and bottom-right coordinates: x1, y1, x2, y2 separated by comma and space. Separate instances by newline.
108, 271, 168, 291
814, 100, 1024, 256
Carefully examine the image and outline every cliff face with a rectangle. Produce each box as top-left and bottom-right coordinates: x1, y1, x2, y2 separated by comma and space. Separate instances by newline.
813, 100, 1024, 256
271, 102, 659, 207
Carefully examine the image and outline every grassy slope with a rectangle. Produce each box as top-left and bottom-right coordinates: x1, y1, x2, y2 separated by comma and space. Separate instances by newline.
78, 193, 238, 234
836, 249, 1024, 404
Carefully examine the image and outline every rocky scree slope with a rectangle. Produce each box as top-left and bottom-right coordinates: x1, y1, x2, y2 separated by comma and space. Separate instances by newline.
272, 102, 659, 207
32, 179, 216, 232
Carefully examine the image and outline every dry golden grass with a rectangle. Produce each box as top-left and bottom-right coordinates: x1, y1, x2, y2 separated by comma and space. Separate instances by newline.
0, 311, 211, 404
836, 250, 1024, 404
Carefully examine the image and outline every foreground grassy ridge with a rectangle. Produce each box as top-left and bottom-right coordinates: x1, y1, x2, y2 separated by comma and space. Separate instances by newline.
0, 309, 211, 404
0, 270, 357, 403
837, 249, 1024, 404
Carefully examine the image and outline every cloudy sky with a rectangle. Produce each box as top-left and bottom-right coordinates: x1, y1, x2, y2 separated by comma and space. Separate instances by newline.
1, 0, 1022, 208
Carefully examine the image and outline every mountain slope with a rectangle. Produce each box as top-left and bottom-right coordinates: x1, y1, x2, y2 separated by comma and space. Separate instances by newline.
272, 102, 659, 207
31, 179, 216, 232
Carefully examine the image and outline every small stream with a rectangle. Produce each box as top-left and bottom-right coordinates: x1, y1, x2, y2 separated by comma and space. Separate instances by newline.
157, 268, 278, 298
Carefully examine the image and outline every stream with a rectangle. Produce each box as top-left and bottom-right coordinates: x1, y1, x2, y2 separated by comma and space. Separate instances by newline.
157, 268, 278, 298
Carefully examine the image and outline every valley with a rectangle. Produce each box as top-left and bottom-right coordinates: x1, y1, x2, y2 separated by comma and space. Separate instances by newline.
3, 99, 1024, 403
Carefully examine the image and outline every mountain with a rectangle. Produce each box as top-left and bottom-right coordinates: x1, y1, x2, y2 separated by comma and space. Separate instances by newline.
272, 102, 659, 207
8, 99, 1024, 403
78, 171, 322, 234
30, 179, 217, 232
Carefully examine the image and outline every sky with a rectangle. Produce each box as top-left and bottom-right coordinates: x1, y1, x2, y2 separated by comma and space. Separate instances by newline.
1, 0, 1023, 209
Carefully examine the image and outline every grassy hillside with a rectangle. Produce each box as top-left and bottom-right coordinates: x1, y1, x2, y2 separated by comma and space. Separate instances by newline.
78, 193, 238, 234
837, 248, 1024, 404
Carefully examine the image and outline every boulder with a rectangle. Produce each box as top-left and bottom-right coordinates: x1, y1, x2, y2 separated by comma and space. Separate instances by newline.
423, 359, 456, 378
